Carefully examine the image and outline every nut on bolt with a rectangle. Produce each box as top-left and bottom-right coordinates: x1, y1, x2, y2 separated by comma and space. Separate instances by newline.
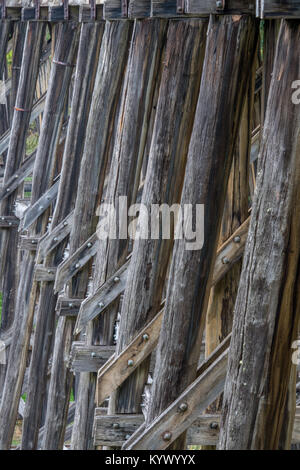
162, 431, 172, 441
179, 402, 188, 412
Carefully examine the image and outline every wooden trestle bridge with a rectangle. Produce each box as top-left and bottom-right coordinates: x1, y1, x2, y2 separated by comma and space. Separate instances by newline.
0, 0, 300, 450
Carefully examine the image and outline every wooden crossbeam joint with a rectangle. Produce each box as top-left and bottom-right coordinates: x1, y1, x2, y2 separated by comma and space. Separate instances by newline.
20, 237, 40, 251
0, 216, 19, 228
121, 0, 128, 17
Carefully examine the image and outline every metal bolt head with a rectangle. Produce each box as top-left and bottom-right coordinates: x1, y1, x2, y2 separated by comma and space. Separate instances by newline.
210, 421, 219, 430
114, 276, 120, 283
75, 263, 80, 269
53, 237, 58, 242
162, 431, 172, 441
216, 0, 223, 8
142, 333, 149, 341
91, 352, 96, 358
113, 423, 120, 429
87, 242, 92, 248
6, 188, 10, 192
63, 222, 68, 227
179, 402, 188, 412
234, 236, 241, 243
125, 434, 131, 440
68, 303, 73, 308
15, 175, 19, 179
98, 302, 104, 308
127, 359, 134, 367
9, 222, 12, 226
31, 240, 36, 244
47, 270, 52, 274
222, 257, 230, 265
39, 206, 44, 211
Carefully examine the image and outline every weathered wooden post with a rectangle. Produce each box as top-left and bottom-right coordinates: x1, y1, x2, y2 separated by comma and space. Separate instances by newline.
42, 20, 133, 450
71, 18, 167, 449
144, 14, 258, 450
0, 22, 79, 450
219, 19, 300, 450
21, 22, 81, 450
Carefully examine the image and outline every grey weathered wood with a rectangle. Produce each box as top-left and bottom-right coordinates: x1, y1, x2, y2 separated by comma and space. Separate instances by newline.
34, 265, 57, 282
260, 0, 300, 17
219, 19, 300, 450
0, 152, 35, 202
19, 236, 40, 251
43, 20, 132, 450
125, 348, 229, 449
75, 258, 131, 334
113, 18, 208, 420
19, 178, 60, 232
54, 232, 99, 293
71, 343, 115, 373
145, 15, 258, 450
56, 296, 83, 316
37, 210, 74, 262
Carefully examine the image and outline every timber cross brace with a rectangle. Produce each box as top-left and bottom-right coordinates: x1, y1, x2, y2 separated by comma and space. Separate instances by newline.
1, 2, 300, 20
0, 0, 300, 454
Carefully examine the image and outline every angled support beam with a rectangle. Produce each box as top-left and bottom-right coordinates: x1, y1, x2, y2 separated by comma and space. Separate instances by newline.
54, 232, 99, 293
0, 152, 35, 202
124, 346, 229, 449
96, 307, 164, 406
75, 257, 131, 334
56, 297, 82, 316
37, 210, 74, 262
19, 178, 60, 232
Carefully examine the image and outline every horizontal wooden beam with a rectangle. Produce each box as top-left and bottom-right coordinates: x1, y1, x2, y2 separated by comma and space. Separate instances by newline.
55, 296, 82, 316
0, 4, 104, 21
37, 210, 74, 262
0, 215, 19, 228
70, 342, 115, 373
19, 236, 40, 251
259, 1, 300, 18
94, 408, 300, 446
34, 265, 57, 282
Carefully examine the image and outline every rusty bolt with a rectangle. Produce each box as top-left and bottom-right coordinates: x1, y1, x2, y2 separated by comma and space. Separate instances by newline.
162, 431, 172, 441
210, 421, 219, 430
179, 402, 188, 412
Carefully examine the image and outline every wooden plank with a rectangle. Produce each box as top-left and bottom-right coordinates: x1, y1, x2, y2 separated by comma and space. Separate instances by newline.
153, 0, 255, 16
0, 152, 35, 202
37, 210, 74, 262
19, 236, 40, 251
261, 1, 300, 17
125, 348, 228, 450
56, 297, 83, 316
34, 265, 57, 282
212, 216, 250, 286
54, 232, 99, 293
96, 308, 164, 406
75, 258, 130, 334
0, 215, 19, 228
94, 408, 300, 446
19, 178, 60, 232
71, 343, 115, 373
220, 20, 300, 450
128, 0, 151, 17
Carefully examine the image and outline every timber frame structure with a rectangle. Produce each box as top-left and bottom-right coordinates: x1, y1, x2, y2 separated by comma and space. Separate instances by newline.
0, 0, 300, 451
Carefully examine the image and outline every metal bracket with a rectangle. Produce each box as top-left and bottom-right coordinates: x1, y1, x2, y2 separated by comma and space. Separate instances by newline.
121, 0, 127, 18
177, 0, 184, 14
216, 0, 225, 10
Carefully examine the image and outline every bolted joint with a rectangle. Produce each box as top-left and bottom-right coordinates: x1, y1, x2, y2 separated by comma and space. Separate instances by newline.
162, 431, 172, 441
233, 236, 241, 243
113, 276, 120, 283
222, 257, 230, 265
113, 423, 120, 429
98, 302, 104, 308
87, 242, 92, 248
127, 359, 134, 367
179, 402, 188, 412
142, 333, 149, 341
210, 421, 219, 430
